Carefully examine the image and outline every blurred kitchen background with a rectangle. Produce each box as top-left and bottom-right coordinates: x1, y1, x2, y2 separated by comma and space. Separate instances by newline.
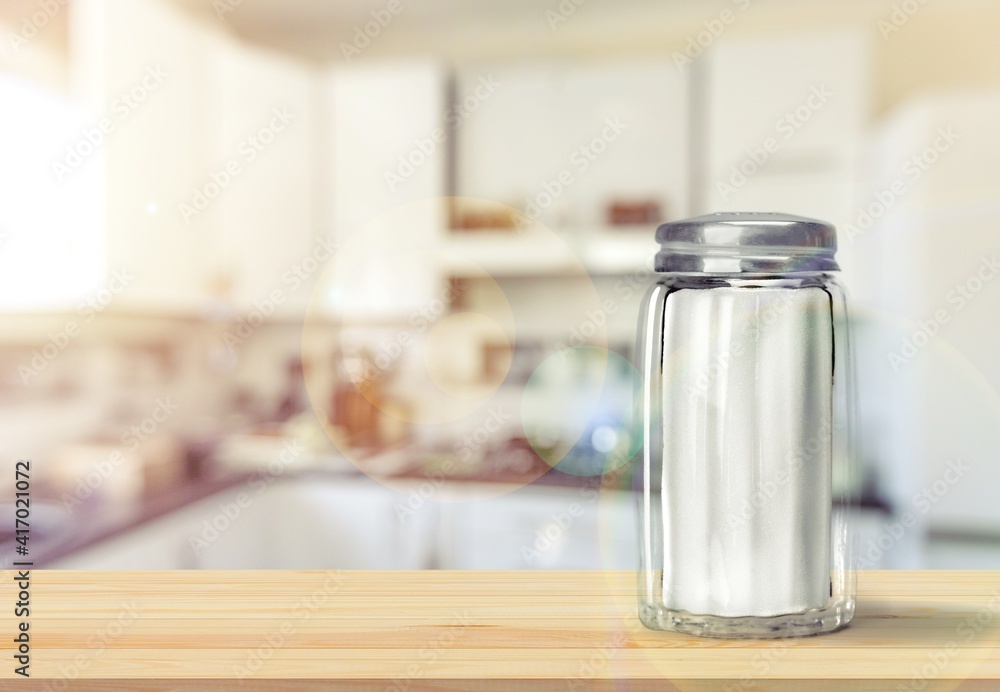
1, 0, 999, 570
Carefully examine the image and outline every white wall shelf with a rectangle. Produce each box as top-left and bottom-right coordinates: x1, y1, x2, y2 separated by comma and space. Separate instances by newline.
438, 228, 655, 278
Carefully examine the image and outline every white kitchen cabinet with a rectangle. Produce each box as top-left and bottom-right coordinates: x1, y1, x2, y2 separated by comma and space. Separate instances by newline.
46, 530, 190, 570
859, 91, 1000, 536
322, 62, 447, 319
70, 0, 325, 317
455, 60, 690, 228
46, 474, 635, 570
70, 0, 218, 312
701, 29, 871, 179
46, 484, 271, 570
437, 483, 638, 570
266, 476, 438, 570
698, 29, 871, 284
46, 508, 204, 570
854, 507, 923, 569
703, 165, 857, 226
46, 474, 437, 570
703, 164, 862, 276
203, 35, 322, 317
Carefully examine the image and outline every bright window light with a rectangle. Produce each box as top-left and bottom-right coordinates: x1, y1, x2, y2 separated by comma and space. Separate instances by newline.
0, 74, 106, 311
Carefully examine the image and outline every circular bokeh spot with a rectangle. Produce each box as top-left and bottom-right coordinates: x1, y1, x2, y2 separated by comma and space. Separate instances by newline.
300, 196, 606, 502
521, 345, 641, 477
424, 311, 512, 398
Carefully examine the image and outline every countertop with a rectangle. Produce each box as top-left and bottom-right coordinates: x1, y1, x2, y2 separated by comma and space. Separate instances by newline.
2, 570, 998, 689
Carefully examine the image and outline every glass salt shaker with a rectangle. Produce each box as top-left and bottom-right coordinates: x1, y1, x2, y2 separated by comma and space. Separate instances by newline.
635, 212, 857, 638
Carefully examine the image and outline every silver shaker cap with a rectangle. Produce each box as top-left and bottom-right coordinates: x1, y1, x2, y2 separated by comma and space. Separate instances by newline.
654, 212, 839, 273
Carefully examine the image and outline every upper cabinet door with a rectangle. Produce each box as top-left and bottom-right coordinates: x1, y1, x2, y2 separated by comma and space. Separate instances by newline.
698, 29, 871, 282
323, 62, 447, 319
453, 60, 690, 229
71, 0, 214, 312
327, 62, 448, 235
701, 29, 871, 179
72, 0, 324, 316
202, 35, 321, 316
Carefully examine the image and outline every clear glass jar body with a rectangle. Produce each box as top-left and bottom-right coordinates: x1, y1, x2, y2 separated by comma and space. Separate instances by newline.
636, 272, 857, 638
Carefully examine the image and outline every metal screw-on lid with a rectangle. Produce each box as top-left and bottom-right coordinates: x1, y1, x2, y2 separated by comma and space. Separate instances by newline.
654, 212, 839, 273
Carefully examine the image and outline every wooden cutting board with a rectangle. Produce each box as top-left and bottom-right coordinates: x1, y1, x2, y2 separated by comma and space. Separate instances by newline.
1, 570, 998, 690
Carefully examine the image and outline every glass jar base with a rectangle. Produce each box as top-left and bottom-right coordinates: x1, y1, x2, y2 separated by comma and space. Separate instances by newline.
639, 600, 855, 639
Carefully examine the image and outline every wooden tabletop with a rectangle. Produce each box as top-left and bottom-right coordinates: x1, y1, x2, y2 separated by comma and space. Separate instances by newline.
2, 570, 998, 690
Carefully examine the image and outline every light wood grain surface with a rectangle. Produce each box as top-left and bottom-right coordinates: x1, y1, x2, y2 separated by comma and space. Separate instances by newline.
1, 570, 999, 690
